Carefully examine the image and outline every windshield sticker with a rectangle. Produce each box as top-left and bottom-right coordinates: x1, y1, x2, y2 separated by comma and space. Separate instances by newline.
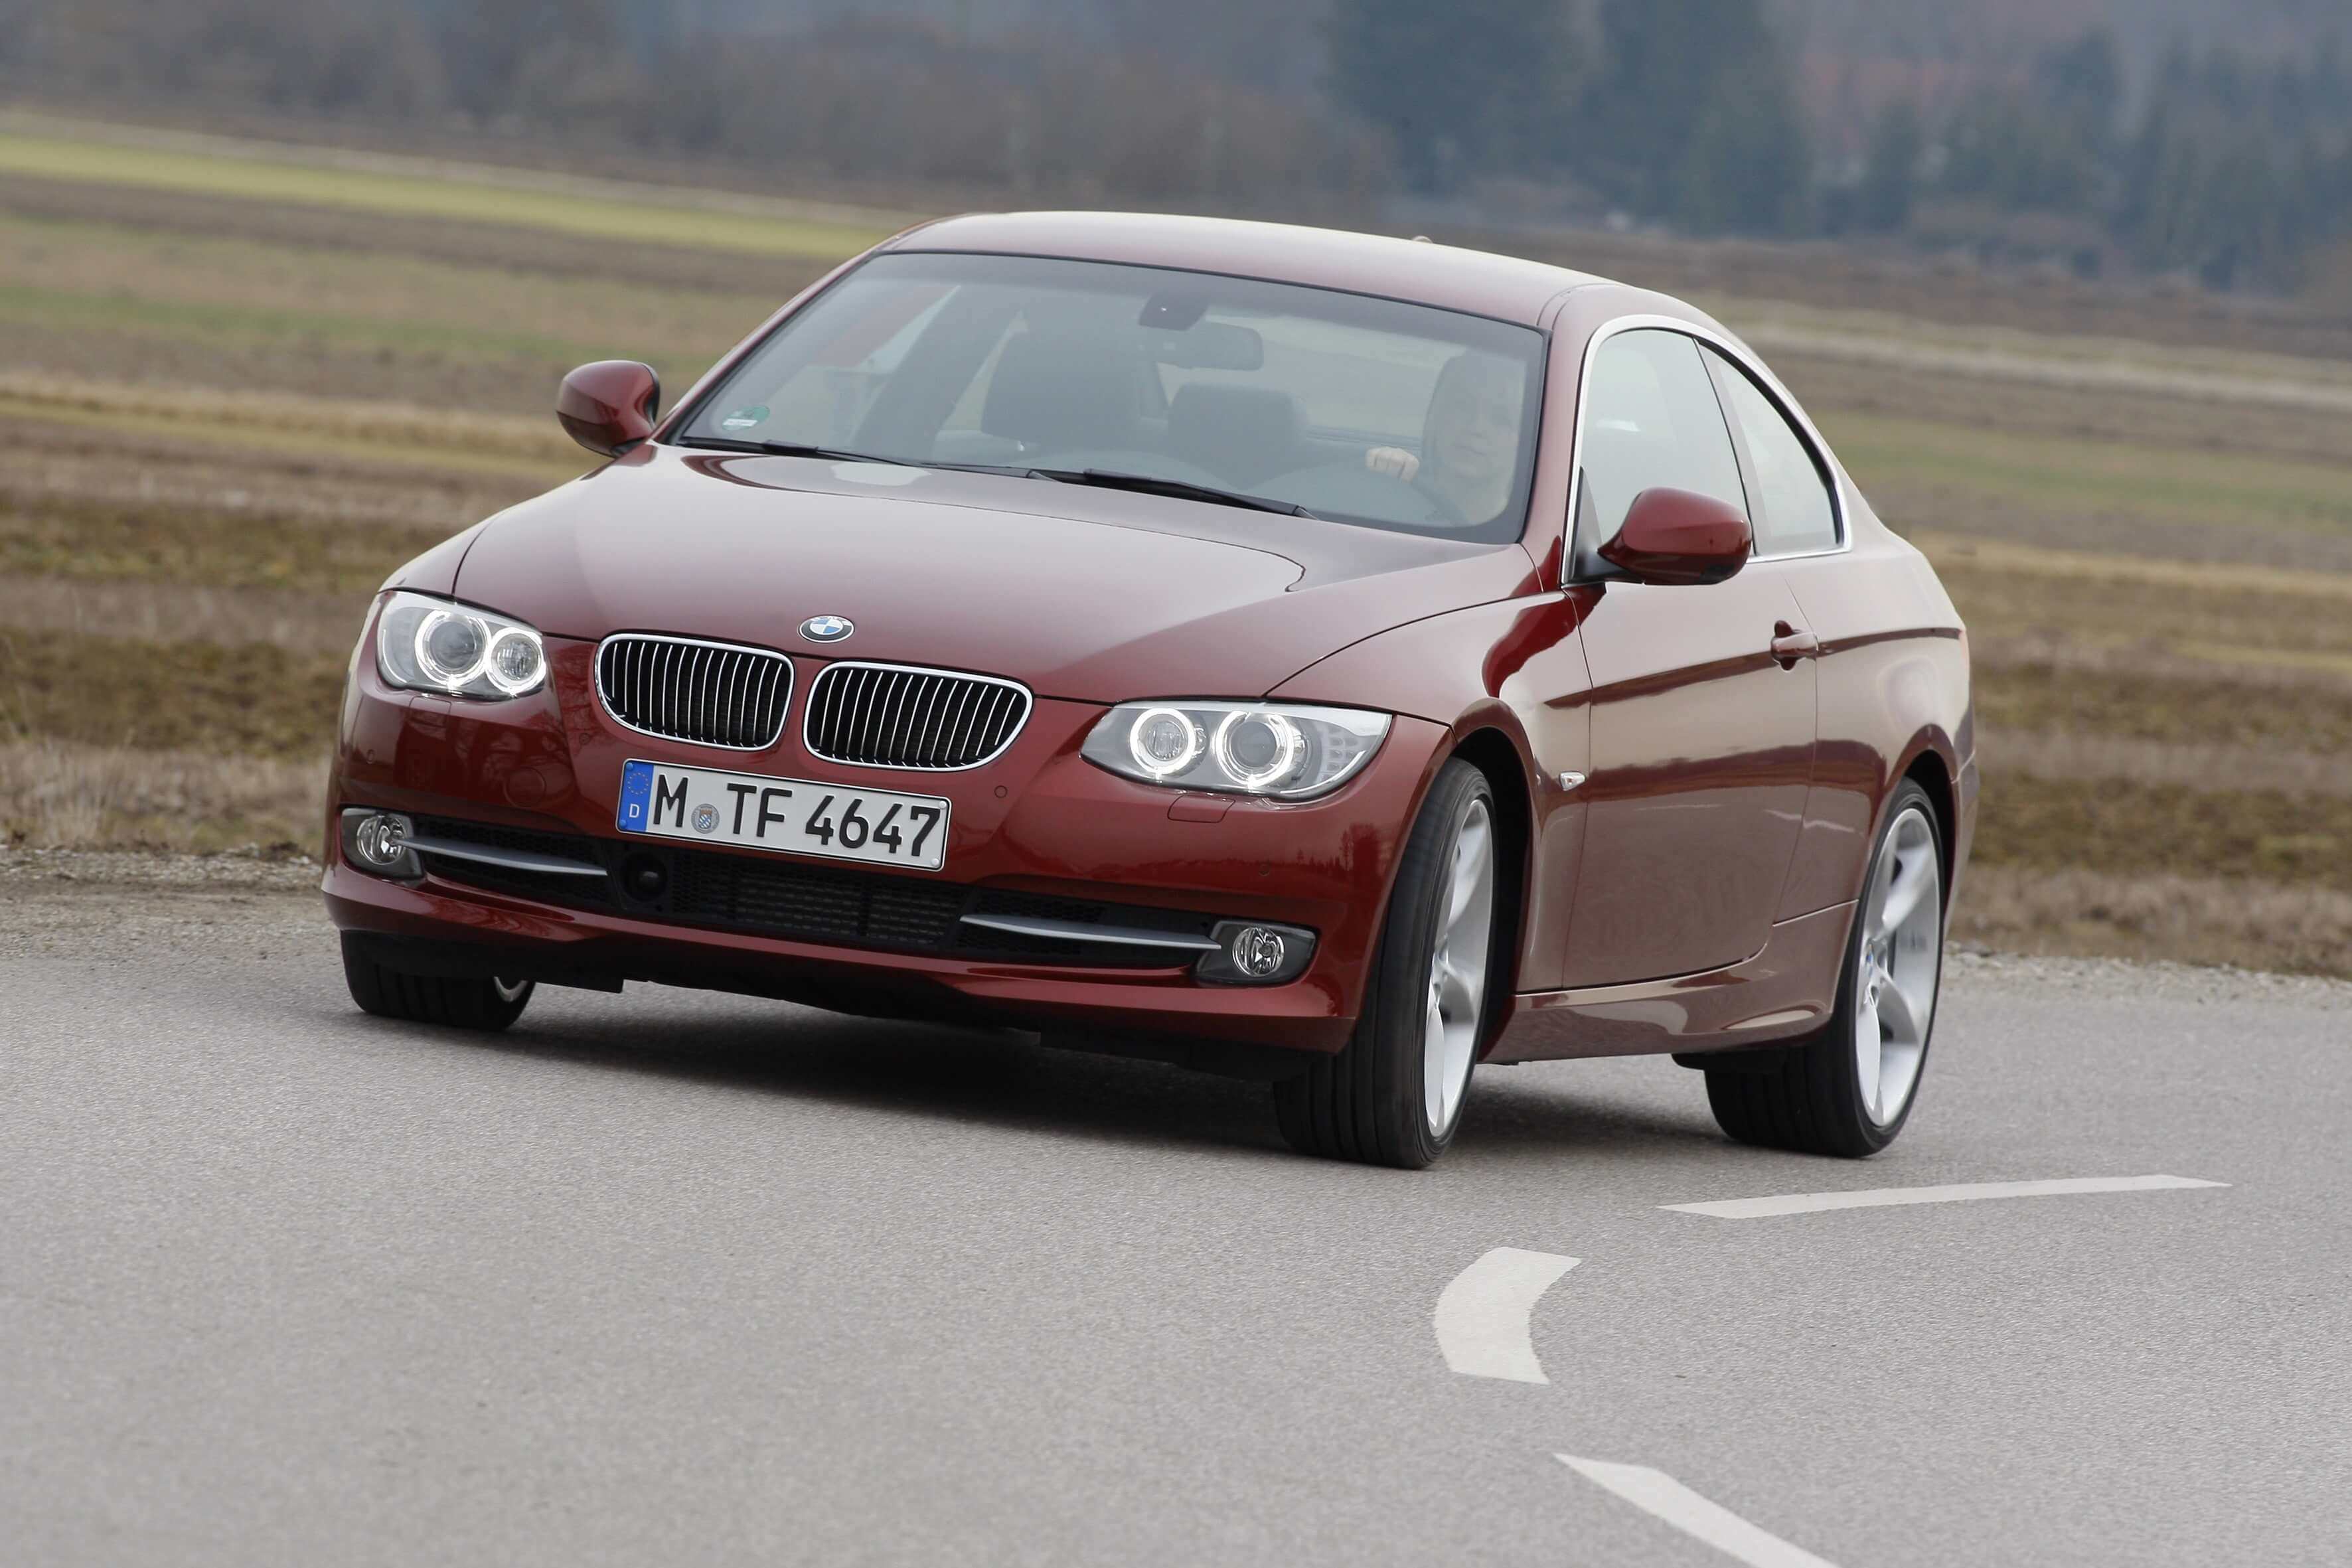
718, 404, 770, 432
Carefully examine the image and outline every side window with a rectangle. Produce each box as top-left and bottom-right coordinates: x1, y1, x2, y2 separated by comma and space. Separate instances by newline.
1705, 349, 1840, 555
1579, 330, 1748, 554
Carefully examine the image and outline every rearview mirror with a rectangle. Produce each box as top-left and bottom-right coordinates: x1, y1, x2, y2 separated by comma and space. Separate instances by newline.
1599, 488, 1751, 586
558, 360, 661, 457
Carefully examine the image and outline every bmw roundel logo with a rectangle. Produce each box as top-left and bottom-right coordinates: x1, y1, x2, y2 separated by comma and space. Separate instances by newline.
801, 615, 854, 643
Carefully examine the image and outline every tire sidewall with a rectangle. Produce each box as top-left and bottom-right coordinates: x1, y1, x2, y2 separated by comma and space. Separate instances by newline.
1836, 778, 1944, 1146
1368, 760, 1497, 1162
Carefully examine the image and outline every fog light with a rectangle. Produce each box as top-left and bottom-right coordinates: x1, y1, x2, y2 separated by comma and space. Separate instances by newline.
1230, 925, 1287, 978
340, 808, 420, 880
1197, 919, 1316, 986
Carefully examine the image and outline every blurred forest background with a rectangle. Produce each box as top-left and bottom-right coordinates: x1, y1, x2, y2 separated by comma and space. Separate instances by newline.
1, 0, 2349, 977
7, 0, 2352, 295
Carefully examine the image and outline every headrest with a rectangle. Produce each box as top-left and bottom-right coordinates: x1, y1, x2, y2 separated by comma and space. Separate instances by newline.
980, 332, 1133, 448
1167, 382, 1303, 484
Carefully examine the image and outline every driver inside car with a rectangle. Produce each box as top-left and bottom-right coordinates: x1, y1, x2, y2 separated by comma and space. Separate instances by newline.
1363, 349, 1526, 524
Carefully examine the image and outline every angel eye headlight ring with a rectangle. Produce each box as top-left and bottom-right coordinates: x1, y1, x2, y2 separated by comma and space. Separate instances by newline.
483, 625, 546, 696
1213, 709, 1303, 789
1128, 706, 1204, 778
414, 609, 491, 688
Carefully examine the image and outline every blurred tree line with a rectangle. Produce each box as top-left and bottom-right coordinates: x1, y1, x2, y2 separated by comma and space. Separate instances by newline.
2, 0, 2347, 291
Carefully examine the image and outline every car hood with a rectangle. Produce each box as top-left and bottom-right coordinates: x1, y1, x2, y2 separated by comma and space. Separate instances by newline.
451, 445, 1536, 700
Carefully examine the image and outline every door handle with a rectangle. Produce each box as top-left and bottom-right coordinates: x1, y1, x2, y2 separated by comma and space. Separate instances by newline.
1770, 622, 1820, 667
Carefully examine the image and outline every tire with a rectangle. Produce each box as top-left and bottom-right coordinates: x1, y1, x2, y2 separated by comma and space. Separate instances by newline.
1274, 759, 1502, 1168
1703, 779, 1945, 1157
340, 934, 535, 1032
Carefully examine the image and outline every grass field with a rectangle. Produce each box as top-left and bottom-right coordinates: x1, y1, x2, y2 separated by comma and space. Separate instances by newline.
5, 117, 2350, 976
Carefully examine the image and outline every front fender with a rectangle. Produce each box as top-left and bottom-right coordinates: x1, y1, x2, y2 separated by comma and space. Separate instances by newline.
1272, 592, 1595, 992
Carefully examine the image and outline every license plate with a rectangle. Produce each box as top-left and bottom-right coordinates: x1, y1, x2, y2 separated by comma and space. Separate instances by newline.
616, 759, 951, 871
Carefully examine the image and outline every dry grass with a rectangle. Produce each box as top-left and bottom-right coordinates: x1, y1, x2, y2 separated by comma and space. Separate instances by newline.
0, 576, 364, 655
0, 489, 450, 593
0, 370, 577, 466
0, 626, 345, 757
1976, 662, 2352, 750
2, 422, 546, 534
1986, 729, 2352, 799
1953, 864, 2352, 979
1776, 351, 2352, 470
1972, 771, 2352, 891
0, 737, 325, 851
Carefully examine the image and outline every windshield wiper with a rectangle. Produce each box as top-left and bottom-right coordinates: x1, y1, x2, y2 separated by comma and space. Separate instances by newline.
672, 436, 1027, 476
1032, 468, 1317, 518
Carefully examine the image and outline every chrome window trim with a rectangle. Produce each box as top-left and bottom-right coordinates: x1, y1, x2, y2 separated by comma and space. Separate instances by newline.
1561, 313, 1853, 574
593, 631, 794, 751
802, 660, 1034, 772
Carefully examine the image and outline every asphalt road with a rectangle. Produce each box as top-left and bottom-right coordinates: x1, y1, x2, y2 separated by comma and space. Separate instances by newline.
4, 882, 2347, 1567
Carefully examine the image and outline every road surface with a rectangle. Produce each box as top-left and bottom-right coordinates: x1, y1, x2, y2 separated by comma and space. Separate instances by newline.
4, 872, 2346, 1566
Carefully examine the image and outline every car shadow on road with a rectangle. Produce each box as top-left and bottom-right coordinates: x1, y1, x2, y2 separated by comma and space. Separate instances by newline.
405, 986, 1731, 1171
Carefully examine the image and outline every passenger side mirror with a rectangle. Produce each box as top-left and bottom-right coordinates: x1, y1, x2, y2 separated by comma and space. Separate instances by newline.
558, 360, 661, 457
1599, 487, 1752, 586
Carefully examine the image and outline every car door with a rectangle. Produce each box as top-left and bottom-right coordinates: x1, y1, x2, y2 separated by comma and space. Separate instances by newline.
1701, 341, 1885, 921
1561, 327, 1818, 986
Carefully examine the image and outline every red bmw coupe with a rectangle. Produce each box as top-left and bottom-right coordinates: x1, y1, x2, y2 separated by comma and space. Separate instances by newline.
325, 212, 1975, 1168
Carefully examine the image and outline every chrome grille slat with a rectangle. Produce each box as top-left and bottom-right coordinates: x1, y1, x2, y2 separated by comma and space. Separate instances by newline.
804, 661, 1031, 771
596, 634, 791, 751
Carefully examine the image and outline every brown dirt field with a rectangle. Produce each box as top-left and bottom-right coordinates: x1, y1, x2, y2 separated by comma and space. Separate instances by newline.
1984, 729, 2352, 799
1503, 226, 2352, 364
1776, 351, 2352, 469
3, 426, 544, 536
0, 173, 836, 297
0, 576, 365, 655
0, 738, 324, 852
1972, 771, 2352, 891
1, 627, 345, 757
0, 491, 450, 593
1974, 663, 2352, 750
1950, 864, 2352, 979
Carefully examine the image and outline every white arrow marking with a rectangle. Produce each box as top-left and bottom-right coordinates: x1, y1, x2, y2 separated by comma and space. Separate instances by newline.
1663, 1173, 2227, 1220
1433, 1247, 1579, 1383
1558, 1455, 1841, 1568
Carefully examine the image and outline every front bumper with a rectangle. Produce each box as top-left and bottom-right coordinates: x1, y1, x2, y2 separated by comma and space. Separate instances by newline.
324, 631, 1447, 1052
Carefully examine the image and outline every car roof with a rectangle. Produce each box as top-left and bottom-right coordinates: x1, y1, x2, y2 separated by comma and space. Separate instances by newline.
886, 211, 1612, 326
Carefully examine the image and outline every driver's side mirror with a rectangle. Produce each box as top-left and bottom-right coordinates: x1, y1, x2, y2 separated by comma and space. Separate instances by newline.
1599, 487, 1752, 586
558, 360, 661, 457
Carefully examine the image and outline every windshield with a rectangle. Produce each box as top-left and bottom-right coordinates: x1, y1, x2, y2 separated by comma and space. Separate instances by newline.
676, 252, 1548, 542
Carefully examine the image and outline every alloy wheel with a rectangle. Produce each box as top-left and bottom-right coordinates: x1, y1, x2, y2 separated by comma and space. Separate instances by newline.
1854, 805, 1941, 1127
1423, 797, 1495, 1138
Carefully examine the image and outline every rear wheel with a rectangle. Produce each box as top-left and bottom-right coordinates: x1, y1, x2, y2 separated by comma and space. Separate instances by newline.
1274, 759, 1500, 1168
341, 934, 535, 1032
1703, 780, 1944, 1157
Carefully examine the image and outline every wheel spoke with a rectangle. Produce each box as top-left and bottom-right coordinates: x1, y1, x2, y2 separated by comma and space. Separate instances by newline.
1879, 853, 1932, 935
1423, 984, 1450, 1125
1854, 1011, 1884, 1121
1877, 974, 1924, 1047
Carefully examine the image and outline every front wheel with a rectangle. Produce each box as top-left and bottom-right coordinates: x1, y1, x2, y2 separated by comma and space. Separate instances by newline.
1703, 779, 1945, 1157
1273, 759, 1501, 1168
341, 934, 536, 1032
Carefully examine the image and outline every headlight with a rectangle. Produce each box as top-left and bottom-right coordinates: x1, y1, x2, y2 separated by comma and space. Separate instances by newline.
1081, 701, 1389, 799
374, 590, 548, 700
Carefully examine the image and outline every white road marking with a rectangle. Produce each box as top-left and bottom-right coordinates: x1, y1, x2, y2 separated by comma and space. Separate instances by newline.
1558, 1455, 1841, 1568
1663, 1173, 2229, 1220
1433, 1247, 1579, 1383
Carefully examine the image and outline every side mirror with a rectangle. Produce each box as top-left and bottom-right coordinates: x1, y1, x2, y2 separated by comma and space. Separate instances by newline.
557, 360, 661, 457
1598, 487, 1752, 586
